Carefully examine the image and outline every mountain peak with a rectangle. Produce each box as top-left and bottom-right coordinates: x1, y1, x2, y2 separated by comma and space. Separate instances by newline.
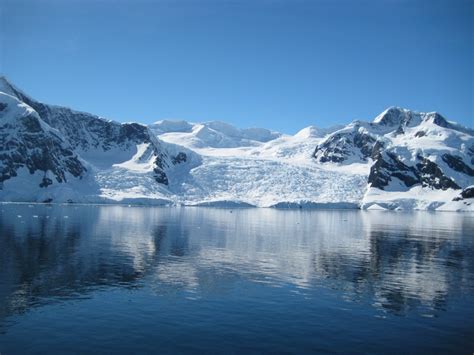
425, 112, 449, 127
372, 106, 411, 126
149, 119, 194, 133
0, 77, 472, 210
294, 126, 319, 138
0, 76, 30, 103
0, 76, 16, 95
372, 107, 459, 131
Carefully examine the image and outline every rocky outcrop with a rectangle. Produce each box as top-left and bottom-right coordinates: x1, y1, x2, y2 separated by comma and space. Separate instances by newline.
415, 155, 460, 190
453, 186, 474, 201
315, 107, 473, 195
368, 151, 419, 189
1, 77, 472, 209
442, 154, 474, 176
368, 149, 461, 191
0, 77, 191, 190
0, 93, 86, 188
313, 125, 378, 163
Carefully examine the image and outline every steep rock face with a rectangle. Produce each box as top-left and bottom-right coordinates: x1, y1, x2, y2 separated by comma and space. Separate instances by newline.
367, 150, 460, 191
314, 107, 473, 165
372, 106, 418, 127
313, 124, 378, 163
0, 77, 190, 187
313, 107, 408, 164
460, 186, 474, 199
442, 154, 474, 176
452, 186, 474, 203
314, 106, 473, 205
415, 155, 460, 190
0, 92, 86, 189
0, 77, 473, 210
368, 150, 419, 190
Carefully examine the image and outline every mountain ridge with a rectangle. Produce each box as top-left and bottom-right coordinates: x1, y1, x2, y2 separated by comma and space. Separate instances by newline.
0, 77, 472, 210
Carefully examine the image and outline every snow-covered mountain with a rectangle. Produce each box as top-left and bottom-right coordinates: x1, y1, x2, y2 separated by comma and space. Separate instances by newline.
0, 77, 197, 203
313, 107, 474, 210
149, 119, 281, 148
0, 78, 472, 210
0, 92, 86, 192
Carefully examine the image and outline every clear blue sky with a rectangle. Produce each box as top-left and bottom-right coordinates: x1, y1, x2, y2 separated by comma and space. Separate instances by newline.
1, 0, 472, 132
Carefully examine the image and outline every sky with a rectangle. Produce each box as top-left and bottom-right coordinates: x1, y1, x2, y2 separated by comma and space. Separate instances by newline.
0, 0, 472, 133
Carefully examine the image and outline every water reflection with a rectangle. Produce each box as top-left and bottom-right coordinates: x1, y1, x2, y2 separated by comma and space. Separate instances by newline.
0, 204, 473, 324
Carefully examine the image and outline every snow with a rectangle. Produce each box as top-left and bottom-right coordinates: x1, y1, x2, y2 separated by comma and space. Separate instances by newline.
3, 108, 473, 210
294, 125, 344, 139
438, 198, 474, 212
0, 92, 38, 125
150, 119, 194, 133
113, 143, 155, 171
165, 154, 367, 207
149, 120, 281, 149
0, 77, 20, 98
149, 120, 368, 208
1, 167, 93, 203
361, 186, 460, 211
1, 77, 473, 211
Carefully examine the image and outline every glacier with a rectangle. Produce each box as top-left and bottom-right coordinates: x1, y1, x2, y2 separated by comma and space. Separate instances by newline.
0, 77, 473, 211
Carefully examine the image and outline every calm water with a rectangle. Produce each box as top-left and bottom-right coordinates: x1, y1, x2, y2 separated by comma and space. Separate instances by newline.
0, 205, 473, 354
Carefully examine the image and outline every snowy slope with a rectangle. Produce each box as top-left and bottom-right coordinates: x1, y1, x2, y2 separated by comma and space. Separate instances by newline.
150, 120, 281, 148
166, 152, 367, 208
0, 77, 197, 203
150, 117, 365, 207
152, 108, 472, 210
0, 92, 87, 202
0, 78, 473, 210
313, 107, 474, 211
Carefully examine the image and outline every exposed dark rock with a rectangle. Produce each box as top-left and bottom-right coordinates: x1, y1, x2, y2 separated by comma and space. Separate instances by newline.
39, 177, 53, 188
368, 151, 461, 191
453, 186, 474, 201
172, 152, 187, 165
370, 141, 385, 159
431, 113, 449, 128
313, 132, 349, 163
0, 78, 193, 187
153, 168, 168, 185
468, 146, 474, 156
314, 128, 377, 163
468, 146, 474, 165
312, 105, 472, 196
0, 109, 87, 187
374, 107, 411, 127
4, 87, 155, 153
368, 151, 419, 189
461, 186, 474, 199
353, 131, 376, 158
394, 126, 405, 135
415, 156, 460, 190
442, 154, 474, 176
21, 115, 42, 132
118, 123, 150, 145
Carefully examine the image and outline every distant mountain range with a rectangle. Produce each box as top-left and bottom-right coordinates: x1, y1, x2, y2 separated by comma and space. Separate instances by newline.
0, 77, 472, 211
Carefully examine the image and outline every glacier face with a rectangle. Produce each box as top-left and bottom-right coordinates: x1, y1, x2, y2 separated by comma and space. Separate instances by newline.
0, 78, 473, 211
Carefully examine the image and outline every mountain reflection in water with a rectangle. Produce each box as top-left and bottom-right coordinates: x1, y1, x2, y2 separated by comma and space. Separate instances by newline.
0, 204, 473, 353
